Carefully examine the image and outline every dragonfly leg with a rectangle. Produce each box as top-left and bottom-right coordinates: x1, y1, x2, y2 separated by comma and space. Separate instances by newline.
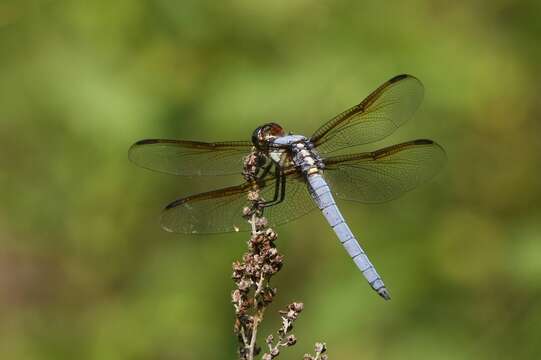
261, 167, 286, 208
256, 159, 273, 179
244, 163, 279, 218
260, 167, 281, 207
277, 171, 286, 203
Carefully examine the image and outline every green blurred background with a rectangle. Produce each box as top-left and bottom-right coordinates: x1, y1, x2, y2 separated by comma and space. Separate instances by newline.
1, 1, 541, 359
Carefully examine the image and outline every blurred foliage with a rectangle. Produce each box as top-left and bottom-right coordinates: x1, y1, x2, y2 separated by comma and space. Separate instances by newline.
1, 0, 541, 359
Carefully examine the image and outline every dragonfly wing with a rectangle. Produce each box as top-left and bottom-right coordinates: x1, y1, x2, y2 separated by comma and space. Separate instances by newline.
323, 139, 446, 203
311, 74, 424, 155
264, 174, 317, 228
161, 173, 316, 234
161, 183, 252, 234
128, 139, 252, 176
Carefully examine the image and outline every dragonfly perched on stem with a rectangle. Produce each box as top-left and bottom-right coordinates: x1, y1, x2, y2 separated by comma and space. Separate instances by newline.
129, 74, 446, 300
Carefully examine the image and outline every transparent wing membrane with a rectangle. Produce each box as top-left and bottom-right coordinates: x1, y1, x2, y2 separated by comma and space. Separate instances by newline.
160, 173, 315, 234
128, 139, 252, 176
323, 139, 446, 203
311, 74, 424, 155
161, 183, 251, 234
130, 74, 446, 235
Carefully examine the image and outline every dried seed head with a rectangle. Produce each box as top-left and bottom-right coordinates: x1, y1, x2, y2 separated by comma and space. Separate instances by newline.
231, 289, 242, 303
286, 334, 297, 346
247, 190, 260, 201
262, 264, 273, 275
315, 342, 327, 354
265, 228, 278, 240
290, 302, 304, 312
286, 309, 298, 320
255, 217, 268, 229
238, 279, 252, 291
242, 207, 252, 216
262, 288, 275, 304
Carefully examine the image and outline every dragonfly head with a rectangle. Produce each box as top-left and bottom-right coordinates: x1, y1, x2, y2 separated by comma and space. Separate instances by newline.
252, 123, 285, 149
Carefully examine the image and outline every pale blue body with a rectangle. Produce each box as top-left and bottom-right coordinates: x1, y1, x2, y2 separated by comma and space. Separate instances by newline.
272, 135, 390, 300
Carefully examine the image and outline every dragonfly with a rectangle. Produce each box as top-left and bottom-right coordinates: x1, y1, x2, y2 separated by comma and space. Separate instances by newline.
129, 74, 446, 300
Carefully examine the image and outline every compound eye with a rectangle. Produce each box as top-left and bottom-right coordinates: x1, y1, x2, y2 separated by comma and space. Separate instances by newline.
258, 128, 269, 141
269, 124, 285, 137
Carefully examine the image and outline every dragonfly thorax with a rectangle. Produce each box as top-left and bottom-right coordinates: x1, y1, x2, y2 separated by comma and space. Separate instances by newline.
253, 124, 323, 174
271, 135, 324, 176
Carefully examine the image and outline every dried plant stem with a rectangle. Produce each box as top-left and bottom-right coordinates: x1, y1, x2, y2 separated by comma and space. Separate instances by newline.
232, 148, 327, 360
248, 314, 260, 360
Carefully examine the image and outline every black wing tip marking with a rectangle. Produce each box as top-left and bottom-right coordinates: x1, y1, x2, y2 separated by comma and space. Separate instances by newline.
411, 138, 434, 145
127, 139, 161, 160
390, 74, 410, 83
134, 139, 161, 146
164, 198, 185, 210
389, 74, 418, 83
131, 139, 184, 147
372, 138, 446, 159
128, 140, 158, 165
160, 199, 188, 233
388, 74, 423, 90
412, 138, 447, 157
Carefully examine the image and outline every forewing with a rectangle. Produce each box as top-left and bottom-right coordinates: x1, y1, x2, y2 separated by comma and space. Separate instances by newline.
323, 139, 446, 203
311, 74, 424, 155
160, 173, 316, 234
129, 139, 252, 176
